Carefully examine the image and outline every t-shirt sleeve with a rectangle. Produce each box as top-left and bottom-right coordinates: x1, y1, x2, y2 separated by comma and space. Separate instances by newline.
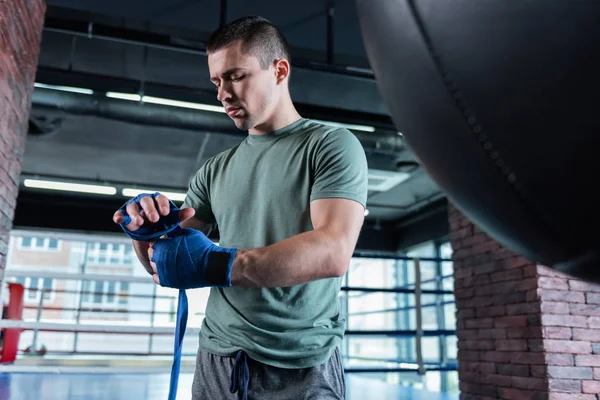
182, 161, 217, 224
310, 128, 369, 208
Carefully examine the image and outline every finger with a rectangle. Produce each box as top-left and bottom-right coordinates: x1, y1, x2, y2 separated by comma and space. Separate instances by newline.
125, 202, 145, 228
154, 193, 171, 216
140, 196, 160, 223
152, 274, 160, 285
113, 210, 124, 224
178, 207, 196, 223
150, 259, 157, 274
147, 245, 154, 262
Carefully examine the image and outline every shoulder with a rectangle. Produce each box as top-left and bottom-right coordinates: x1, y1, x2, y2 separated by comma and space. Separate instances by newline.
299, 120, 364, 157
299, 119, 361, 149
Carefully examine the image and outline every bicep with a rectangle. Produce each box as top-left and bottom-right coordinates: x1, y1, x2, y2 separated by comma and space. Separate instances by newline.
310, 198, 364, 249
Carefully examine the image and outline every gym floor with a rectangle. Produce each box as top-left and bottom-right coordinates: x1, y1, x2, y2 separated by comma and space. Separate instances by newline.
0, 372, 459, 400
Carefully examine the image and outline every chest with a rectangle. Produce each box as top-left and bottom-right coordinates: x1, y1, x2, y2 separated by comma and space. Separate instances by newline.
209, 143, 314, 222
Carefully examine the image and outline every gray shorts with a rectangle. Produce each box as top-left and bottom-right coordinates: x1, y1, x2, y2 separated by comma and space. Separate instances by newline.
191, 346, 346, 400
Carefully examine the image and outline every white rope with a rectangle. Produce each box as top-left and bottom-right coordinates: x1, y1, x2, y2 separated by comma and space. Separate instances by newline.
0, 365, 197, 374
0, 320, 200, 335
10, 228, 134, 244
4, 270, 159, 284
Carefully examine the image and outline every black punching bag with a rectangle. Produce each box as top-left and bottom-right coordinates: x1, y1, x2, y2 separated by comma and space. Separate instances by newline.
356, 1, 600, 281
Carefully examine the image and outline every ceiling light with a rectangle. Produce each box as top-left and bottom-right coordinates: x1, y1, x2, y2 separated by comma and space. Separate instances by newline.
364, 209, 370, 217
23, 179, 116, 195
106, 92, 142, 101
122, 188, 187, 202
105, 92, 225, 113
34, 83, 93, 95
143, 96, 226, 113
313, 119, 375, 133
104, 92, 372, 132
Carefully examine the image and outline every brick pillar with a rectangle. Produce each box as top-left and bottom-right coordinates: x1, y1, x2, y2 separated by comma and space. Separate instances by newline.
0, 0, 46, 274
450, 203, 600, 400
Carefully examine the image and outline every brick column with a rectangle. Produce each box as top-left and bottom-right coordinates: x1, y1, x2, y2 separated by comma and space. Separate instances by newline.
0, 0, 46, 274
450, 203, 600, 400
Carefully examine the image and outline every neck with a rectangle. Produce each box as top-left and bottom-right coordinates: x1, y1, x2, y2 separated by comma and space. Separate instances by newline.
249, 93, 302, 135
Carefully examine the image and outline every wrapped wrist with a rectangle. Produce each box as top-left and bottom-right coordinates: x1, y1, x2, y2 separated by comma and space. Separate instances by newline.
152, 228, 237, 289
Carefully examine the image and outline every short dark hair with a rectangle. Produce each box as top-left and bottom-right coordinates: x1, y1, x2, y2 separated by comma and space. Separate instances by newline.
206, 16, 291, 69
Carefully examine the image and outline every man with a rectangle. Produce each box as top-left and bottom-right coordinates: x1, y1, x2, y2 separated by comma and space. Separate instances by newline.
114, 16, 368, 399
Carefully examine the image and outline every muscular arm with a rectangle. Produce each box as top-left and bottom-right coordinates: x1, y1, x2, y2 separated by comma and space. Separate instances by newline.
230, 198, 364, 287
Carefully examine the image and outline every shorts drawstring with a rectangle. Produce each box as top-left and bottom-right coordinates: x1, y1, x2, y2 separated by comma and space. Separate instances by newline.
229, 350, 250, 400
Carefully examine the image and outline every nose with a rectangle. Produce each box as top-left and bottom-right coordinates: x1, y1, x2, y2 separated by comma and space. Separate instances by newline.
217, 83, 232, 103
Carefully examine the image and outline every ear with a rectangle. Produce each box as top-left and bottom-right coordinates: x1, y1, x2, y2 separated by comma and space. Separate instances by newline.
273, 59, 290, 84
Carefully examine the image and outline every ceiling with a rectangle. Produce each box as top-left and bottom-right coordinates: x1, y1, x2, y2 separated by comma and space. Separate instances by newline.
16, 0, 449, 249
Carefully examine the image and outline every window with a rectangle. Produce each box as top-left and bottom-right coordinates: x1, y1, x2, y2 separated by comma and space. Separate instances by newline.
13, 276, 55, 303
86, 242, 134, 266
18, 237, 61, 252
342, 241, 457, 393
82, 280, 130, 307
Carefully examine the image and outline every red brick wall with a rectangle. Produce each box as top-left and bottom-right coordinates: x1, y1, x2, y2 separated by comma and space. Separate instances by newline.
539, 264, 600, 399
450, 204, 548, 399
450, 203, 600, 399
0, 0, 46, 274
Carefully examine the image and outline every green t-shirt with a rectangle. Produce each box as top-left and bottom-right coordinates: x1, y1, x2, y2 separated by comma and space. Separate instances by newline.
183, 117, 368, 368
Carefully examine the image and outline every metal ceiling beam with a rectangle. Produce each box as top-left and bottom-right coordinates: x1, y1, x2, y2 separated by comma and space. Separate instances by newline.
42, 16, 376, 81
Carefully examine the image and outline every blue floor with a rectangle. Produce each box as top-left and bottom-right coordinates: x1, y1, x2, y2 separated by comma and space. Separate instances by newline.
0, 372, 459, 400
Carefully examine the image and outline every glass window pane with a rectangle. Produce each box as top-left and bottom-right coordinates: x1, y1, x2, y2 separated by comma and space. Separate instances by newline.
93, 281, 104, 303
82, 281, 91, 302
439, 242, 453, 259
446, 336, 458, 360
27, 278, 40, 299
106, 281, 116, 303
421, 337, 440, 361
347, 258, 399, 289
42, 278, 53, 300
48, 239, 59, 250
444, 301, 456, 330
119, 282, 130, 305
347, 292, 401, 331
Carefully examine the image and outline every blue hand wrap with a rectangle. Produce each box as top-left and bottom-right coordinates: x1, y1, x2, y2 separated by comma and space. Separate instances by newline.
152, 227, 237, 289
118, 192, 181, 240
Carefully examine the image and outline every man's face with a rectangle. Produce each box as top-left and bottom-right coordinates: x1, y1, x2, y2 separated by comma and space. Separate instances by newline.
208, 41, 278, 131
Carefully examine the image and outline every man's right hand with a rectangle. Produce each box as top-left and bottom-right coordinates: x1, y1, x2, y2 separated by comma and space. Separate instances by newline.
112, 193, 195, 232
112, 193, 196, 275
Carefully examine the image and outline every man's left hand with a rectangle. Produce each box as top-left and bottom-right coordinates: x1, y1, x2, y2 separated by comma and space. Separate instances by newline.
147, 228, 238, 290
